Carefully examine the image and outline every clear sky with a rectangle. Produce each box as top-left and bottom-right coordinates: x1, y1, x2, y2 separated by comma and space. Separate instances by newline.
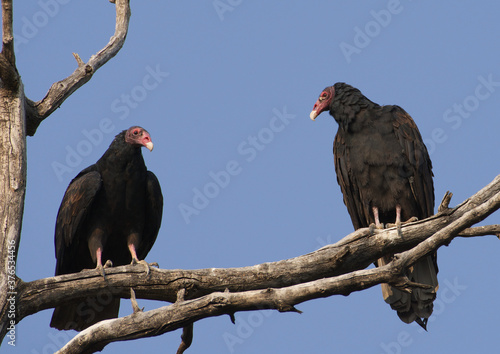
7, 1, 500, 353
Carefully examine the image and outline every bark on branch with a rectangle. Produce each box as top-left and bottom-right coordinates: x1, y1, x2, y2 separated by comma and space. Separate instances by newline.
1, 0, 14, 64
458, 225, 500, 238
13, 174, 500, 353
0, 0, 18, 91
24, 0, 131, 136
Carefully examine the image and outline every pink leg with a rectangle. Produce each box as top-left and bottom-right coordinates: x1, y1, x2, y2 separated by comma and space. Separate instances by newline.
372, 206, 383, 229
127, 236, 158, 275
88, 231, 111, 277
128, 242, 156, 275
96, 247, 103, 268
395, 204, 403, 237
94, 246, 112, 277
128, 243, 140, 264
395, 204, 401, 225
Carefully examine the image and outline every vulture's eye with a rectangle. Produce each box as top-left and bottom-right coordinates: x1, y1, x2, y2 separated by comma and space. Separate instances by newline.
133, 130, 139, 135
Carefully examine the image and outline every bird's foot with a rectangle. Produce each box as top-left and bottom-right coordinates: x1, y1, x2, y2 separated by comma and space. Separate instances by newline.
387, 216, 418, 228
96, 259, 113, 279
396, 220, 403, 238
130, 258, 159, 276
387, 217, 418, 238
369, 222, 384, 235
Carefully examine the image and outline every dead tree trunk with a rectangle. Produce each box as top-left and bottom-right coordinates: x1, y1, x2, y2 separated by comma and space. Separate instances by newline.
0, 0, 25, 340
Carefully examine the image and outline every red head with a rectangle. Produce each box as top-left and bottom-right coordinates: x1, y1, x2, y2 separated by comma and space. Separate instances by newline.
125, 126, 154, 151
310, 86, 335, 121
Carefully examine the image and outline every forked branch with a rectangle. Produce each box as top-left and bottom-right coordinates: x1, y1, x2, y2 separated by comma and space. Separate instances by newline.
24, 0, 131, 135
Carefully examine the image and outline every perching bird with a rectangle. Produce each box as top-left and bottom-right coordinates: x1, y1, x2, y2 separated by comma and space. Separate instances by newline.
310, 83, 438, 329
50, 126, 163, 331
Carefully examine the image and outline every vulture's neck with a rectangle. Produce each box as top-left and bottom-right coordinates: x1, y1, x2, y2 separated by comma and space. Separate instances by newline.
331, 91, 379, 131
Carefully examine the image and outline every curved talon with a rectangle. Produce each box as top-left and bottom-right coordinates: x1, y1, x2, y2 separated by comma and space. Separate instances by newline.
385, 221, 403, 237
369, 222, 384, 233
406, 216, 418, 223
387, 216, 419, 238
131, 258, 156, 276
96, 264, 106, 279
97, 259, 114, 279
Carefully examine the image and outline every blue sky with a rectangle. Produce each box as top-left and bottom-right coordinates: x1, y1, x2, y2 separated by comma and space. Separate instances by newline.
7, 1, 500, 353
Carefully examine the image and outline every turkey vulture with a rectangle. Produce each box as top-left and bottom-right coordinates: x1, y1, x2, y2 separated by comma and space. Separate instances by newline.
50, 126, 163, 331
310, 83, 438, 329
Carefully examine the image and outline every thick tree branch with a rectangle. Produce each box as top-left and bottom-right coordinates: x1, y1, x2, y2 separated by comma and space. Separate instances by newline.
14, 175, 500, 336
56, 182, 500, 353
56, 268, 388, 354
25, 0, 131, 136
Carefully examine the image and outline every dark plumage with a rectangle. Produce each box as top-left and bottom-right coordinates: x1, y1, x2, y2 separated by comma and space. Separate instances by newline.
50, 126, 163, 331
311, 83, 438, 329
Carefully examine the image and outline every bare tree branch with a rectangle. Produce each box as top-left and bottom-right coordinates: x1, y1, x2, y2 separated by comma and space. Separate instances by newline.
55, 182, 500, 353
458, 225, 500, 238
25, 0, 131, 136
176, 323, 193, 354
16, 175, 500, 318
11, 174, 500, 352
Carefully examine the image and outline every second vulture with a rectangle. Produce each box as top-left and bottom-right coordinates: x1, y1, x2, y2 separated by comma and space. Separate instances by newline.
310, 83, 438, 329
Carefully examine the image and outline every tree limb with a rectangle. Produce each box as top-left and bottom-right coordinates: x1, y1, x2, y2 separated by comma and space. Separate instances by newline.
25, 0, 131, 136
55, 181, 500, 353
12, 174, 499, 352
458, 225, 500, 238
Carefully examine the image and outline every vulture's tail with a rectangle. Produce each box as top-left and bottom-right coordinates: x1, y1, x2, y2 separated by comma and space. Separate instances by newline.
50, 296, 120, 331
377, 254, 439, 330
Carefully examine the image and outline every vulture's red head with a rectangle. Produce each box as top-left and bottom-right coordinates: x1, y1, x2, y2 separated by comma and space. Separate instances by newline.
125, 126, 154, 151
310, 86, 336, 121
